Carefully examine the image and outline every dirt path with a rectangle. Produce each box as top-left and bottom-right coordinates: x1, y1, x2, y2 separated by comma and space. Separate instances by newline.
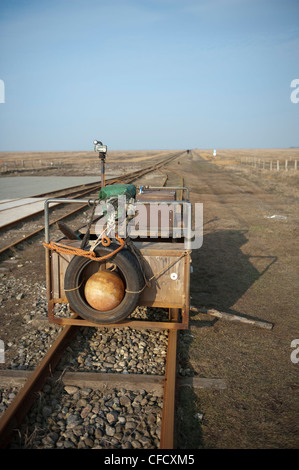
176, 151, 298, 448
0, 150, 298, 449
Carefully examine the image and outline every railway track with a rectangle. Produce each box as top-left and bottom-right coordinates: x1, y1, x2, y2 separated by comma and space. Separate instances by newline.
0, 150, 188, 449
0, 151, 184, 257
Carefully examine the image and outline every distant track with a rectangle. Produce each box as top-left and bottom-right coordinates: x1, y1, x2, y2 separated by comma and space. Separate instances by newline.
0, 150, 185, 257
0, 149, 188, 449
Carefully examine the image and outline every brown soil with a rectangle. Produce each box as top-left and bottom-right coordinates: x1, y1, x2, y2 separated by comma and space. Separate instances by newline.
176, 150, 299, 449
0, 149, 298, 448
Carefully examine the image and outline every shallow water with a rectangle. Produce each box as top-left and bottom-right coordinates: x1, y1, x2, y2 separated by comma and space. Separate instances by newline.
0, 176, 101, 199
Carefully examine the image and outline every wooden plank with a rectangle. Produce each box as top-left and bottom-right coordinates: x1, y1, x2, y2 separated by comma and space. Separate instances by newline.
140, 254, 186, 306
0, 370, 225, 391
0, 325, 78, 449
59, 253, 71, 298
0, 370, 31, 387
179, 377, 226, 390
136, 190, 176, 201
53, 239, 190, 308
61, 371, 164, 394
49, 316, 188, 330
0, 371, 163, 399
52, 252, 60, 298
135, 241, 190, 254
190, 306, 274, 330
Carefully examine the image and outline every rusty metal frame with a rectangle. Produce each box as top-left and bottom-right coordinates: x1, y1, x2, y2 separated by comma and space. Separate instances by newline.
42, 180, 192, 449
0, 324, 78, 448
140, 186, 190, 200
44, 198, 191, 331
0, 153, 192, 450
46, 254, 190, 330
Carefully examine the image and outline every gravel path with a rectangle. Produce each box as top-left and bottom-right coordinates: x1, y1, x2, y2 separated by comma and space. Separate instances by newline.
0, 267, 169, 449
9, 384, 163, 449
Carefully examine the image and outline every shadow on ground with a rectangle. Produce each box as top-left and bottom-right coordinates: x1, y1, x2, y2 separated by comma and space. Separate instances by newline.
177, 229, 277, 448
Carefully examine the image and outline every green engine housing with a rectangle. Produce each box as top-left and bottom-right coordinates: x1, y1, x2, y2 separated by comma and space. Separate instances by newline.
98, 184, 136, 201
98, 184, 136, 220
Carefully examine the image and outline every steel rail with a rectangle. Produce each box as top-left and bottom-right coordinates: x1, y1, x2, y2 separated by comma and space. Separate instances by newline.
0, 181, 103, 233
159, 167, 185, 448
0, 324, 78, 449
0, 151, 185, 257
0, 150, 183, 233
0, 152, 175, 233
0, 150, 188, 448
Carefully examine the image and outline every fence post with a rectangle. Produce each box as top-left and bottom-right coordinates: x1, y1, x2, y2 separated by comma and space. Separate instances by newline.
270, 160, 272, 171
277, 160, 279, 171
285, 160, 288, 171
295, 160, 297, 171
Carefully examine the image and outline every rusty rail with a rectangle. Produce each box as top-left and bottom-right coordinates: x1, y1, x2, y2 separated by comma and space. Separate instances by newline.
160, 308, 180, 448
0, 150, 188, 448
0, 151, 185, 257
159, 167, 185, 448
0, 325, 78, 448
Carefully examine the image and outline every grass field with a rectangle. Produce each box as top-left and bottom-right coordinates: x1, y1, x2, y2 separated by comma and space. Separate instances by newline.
0, 148, 298, 449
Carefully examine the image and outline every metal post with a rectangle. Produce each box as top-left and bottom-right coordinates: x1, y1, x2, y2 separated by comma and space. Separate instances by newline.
101, 156, 106, 187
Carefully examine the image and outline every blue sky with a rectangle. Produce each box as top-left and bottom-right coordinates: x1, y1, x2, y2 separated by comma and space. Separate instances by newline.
0, 0, 298, 151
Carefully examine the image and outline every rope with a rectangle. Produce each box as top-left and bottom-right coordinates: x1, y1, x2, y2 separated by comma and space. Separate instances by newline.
64, 280, 83, 292
125, 238, 151, 288
80, 202, 97, 249
125, 252, 187, 294
43, 235, 125, 262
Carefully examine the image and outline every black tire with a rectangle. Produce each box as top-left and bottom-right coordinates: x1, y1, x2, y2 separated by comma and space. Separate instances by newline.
64, 244, 144, 324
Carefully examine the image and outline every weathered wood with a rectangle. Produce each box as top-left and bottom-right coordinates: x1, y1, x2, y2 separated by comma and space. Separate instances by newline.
0, 370, 31, 387
0, 325, 78, 449
51, 240, 191, 309
179, 376, 226, 390
190, 306, 273, 330
0, 370, 225, 391
61, 371, 164, 394
0, 369, 164, 393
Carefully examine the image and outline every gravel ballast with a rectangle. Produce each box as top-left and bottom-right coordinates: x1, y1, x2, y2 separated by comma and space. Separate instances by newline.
0, 267, 169, 449
9, 384, 163, 449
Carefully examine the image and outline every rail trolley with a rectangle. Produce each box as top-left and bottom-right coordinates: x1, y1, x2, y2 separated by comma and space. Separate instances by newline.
44, 141, 193, 330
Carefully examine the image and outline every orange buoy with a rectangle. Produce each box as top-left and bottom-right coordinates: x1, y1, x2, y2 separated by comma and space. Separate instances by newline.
84, 270, 125, 311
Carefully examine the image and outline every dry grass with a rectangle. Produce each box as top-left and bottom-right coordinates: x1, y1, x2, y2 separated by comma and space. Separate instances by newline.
176, 151, 299, 449
0, 149, 172, 164
197, 148, 299, 163
1, 147, 298, 448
